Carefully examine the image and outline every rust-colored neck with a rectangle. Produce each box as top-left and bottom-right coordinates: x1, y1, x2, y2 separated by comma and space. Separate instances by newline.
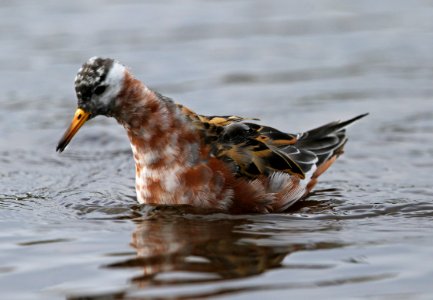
114, 72, 212, 204
115, 72, 202, 160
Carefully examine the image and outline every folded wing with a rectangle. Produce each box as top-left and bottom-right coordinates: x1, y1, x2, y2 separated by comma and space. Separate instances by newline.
176, 103, 367, 180
211, 114, 368, 179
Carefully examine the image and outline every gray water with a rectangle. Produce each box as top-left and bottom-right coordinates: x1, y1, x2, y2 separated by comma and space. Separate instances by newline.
1, 0, 433, 299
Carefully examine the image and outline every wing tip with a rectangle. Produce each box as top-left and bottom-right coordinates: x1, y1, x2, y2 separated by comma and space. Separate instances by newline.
341, 112, 369, 127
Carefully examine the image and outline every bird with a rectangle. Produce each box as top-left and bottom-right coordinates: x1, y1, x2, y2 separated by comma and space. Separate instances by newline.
57, 57, 367, 213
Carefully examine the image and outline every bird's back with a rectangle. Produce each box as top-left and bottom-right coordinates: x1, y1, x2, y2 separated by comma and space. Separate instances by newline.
180, 103, 366, 180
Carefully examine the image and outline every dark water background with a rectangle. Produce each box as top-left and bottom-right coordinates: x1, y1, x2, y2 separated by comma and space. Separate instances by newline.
1, 1, 433, 299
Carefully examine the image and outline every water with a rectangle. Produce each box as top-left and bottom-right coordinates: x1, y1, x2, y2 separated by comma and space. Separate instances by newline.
1, 0, 433, 299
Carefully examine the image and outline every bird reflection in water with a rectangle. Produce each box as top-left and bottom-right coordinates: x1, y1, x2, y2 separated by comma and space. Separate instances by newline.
105, 205, 343, 292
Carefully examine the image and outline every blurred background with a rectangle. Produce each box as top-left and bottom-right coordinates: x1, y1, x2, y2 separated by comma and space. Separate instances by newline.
1, 0, 433, 299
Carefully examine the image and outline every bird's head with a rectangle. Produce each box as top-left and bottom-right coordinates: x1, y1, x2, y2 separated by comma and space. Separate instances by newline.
56, 57, 126, 152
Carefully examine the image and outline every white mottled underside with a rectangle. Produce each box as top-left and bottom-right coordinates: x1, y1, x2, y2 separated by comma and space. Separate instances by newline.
267, 166, 317, 210
130, 139, 234, 210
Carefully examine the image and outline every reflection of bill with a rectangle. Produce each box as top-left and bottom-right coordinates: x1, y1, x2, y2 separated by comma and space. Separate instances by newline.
106, 207, 344, 294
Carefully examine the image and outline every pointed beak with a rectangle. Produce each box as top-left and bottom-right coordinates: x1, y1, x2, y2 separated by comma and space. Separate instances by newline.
56, 108, 90, 152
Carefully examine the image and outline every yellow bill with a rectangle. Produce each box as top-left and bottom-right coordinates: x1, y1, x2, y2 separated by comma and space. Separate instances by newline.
56, 108, 90, 152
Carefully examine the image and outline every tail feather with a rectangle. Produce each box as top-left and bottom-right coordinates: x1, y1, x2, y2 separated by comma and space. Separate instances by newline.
299, 113, 368, 142
295, 113, 368, 165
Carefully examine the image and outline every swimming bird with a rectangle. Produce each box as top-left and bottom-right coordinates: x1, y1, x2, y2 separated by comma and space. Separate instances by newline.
57, 57, 367, 213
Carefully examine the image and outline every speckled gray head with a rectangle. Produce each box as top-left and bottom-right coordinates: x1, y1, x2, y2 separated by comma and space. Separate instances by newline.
74, 57, 126, 116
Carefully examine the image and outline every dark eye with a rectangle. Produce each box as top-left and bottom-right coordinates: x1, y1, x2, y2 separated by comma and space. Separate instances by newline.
94, 85, 107, 95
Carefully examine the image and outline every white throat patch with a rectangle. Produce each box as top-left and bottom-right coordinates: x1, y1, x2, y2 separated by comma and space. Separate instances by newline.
99, 61, 126, 106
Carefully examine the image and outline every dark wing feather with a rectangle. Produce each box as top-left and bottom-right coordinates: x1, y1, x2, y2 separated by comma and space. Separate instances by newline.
214, 123, 306, 179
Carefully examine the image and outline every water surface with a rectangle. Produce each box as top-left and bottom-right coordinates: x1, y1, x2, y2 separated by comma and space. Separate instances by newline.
1, 0, 433, 299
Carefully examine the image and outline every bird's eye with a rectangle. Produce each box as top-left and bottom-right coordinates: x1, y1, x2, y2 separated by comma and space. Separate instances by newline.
94, 85, 107, 95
